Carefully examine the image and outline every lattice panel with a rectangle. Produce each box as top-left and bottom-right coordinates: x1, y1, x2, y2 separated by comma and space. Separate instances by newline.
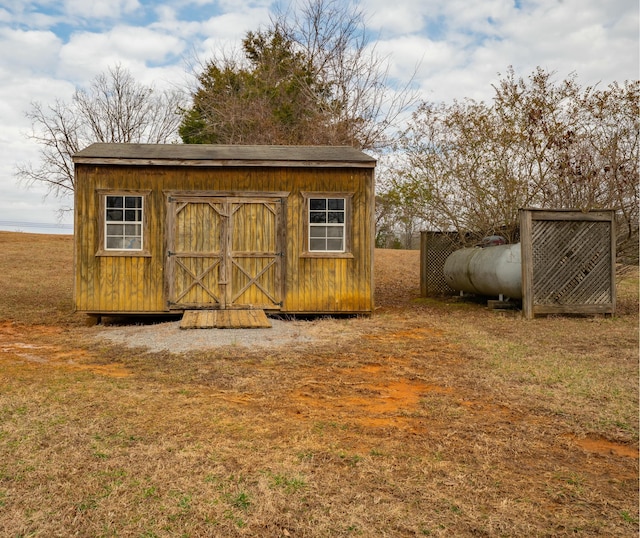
420, 232, 458, 296
532, 220, 612, 305
520, 209, 615, 318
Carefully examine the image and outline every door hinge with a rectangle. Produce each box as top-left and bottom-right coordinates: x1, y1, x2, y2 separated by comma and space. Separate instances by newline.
167, 250, 174, 257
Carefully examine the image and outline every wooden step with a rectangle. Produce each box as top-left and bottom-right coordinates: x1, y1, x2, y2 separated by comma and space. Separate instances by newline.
179, 310, 216, 329
180, 309, 272, 329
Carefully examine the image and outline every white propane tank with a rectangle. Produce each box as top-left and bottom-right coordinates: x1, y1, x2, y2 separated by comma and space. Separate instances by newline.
443, 243, 522, 299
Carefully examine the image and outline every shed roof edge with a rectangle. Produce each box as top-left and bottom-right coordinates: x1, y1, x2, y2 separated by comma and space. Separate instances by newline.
72, 143, 377, 168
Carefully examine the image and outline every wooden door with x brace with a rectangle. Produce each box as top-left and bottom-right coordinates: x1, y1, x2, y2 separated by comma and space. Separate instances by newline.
167, 196, 283, 310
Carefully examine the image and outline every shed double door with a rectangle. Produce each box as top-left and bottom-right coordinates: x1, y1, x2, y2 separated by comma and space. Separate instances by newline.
168, 196, 283, 310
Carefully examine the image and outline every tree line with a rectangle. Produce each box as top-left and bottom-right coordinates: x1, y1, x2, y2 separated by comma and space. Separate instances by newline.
381, 69, 638, 262
17, 0, 638, 263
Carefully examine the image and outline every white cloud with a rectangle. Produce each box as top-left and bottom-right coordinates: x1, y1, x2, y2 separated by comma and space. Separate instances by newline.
58, 26, 185, 81
440, 0, 516, 34
374, 35, 458, 84
199, 10, 270, 40
183, 8, 273, 66
0, 71, 75, 127
496, 0, 639, 87
146, 3, 273, 70
217, 0, 274, 10
0, 27, 62, 75
1, 1, 60, 29
367, 0, 639, 104
63, 0, 141, 20
362, 0, 429, 35
363, 0, 427, 36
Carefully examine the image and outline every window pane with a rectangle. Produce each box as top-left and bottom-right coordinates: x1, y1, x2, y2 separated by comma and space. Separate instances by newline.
124, 209, 138, 221
310, 238, 325, 250
106, 196, 123, 209
327, 238, 343, 250
106, 209, 123, 222
310, 199, 326, 210
310, 225, 326, 238
328, 199, 344, 210
125, 224, 141, 235
106, 237, 123, 249
327, 226, 343, 238
125, 196, 142, 208
328, 211, 344, 223
124, 237, 141, 249
107, 224, 124, 236
309, 211, 327, 223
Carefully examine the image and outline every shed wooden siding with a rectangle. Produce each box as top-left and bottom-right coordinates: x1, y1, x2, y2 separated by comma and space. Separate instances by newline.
74, 149, 375, 315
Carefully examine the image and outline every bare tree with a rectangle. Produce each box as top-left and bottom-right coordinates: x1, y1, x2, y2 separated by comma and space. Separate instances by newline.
392, 99, 528, 245
575, 81, 639, 262
392, 68, 639, 259
275, 0, 418, 151
17, 65, 184, 201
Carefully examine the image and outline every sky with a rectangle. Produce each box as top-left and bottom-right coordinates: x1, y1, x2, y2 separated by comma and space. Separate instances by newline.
0, 0, 637, 234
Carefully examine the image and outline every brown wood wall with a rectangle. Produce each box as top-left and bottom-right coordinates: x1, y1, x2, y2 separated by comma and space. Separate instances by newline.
74, 165, 374, 314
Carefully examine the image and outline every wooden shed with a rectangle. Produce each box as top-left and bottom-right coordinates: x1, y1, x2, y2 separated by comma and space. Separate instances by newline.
72, 143, 376, 319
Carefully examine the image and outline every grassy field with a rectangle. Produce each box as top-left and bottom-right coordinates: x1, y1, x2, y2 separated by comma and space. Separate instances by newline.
0, 231, 637, 537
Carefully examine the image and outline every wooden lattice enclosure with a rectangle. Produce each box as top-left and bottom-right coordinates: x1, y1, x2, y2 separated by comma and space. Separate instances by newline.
420, 232, 458, 296
520, 209, 616, 319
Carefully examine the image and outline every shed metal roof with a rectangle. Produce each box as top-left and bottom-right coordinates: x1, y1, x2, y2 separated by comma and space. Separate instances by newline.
73, 143, 376, 168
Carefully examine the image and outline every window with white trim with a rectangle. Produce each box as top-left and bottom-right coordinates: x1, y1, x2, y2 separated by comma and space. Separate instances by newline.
105, 195, 144, 250
309, 197, 345, 252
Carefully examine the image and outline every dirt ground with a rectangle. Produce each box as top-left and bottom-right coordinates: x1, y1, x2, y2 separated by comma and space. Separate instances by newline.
0, 238, 637, 536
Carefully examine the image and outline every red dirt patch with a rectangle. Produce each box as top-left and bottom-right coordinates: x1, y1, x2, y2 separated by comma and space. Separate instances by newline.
569, 435, 639, 459
0, 322, 130, 378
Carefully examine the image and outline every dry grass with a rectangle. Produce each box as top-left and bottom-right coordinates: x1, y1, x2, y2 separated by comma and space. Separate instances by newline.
0, 232, 638, 537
